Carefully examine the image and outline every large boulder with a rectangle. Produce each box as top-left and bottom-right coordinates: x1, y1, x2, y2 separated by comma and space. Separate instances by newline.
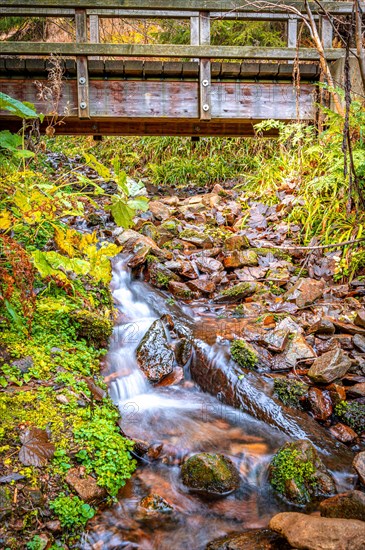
269, 440, 336, 505
269, 512, 365, 550
307, 349, 352, 384
181, 453, 240, 496
206, 529, 291, 550
136, 319, 174, 383
319, 490, 365, 521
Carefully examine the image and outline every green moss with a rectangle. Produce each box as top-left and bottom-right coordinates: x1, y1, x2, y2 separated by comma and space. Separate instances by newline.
274, 378, 308, 408
221, 282, 252, 297
270, 446, 316, 503
180, 228, 205, 240
156, 272, 170, 288
230, 339, 258, 369
71, 309, 113, 349
335, 400, 365, 433
254, 247, 292, 262
181, 453, 240, 495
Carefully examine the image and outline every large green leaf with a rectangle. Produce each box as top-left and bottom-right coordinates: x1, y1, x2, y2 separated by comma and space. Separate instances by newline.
127, 196, 149, 212
0, 130, 22, 152
0, 92, 38, 119
110, 198, 135, 228
83, 152, 112, 180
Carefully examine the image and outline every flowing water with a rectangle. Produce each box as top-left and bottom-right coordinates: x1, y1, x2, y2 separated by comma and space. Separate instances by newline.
85, 258, 350, 549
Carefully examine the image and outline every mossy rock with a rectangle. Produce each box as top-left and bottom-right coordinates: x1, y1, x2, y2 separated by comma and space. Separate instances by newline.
273, 378, 309, 408
181, 453, 240, 496
269, 440, 336, 506
230, 339, 258, 370
335, 401, 365, 434
215, 282, 262, 304
71, 309, 113, 349
254, 248, 292, 262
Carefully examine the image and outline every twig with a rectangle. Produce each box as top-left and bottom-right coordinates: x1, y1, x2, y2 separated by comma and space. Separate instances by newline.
256, 237, 365, 251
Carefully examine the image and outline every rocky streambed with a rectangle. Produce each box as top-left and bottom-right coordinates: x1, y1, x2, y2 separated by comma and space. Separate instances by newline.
84, 183, 365, 549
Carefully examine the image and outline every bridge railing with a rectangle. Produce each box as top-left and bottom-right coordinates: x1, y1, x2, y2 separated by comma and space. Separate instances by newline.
0, 1, 356, 121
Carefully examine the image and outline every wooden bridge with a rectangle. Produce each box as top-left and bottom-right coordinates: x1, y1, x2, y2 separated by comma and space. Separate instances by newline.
0, 1, 358, 137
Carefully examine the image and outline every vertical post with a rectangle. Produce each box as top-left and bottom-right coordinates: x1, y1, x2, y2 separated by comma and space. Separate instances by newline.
287, 17, 298, 48
321, 15, 333, 49
191, 15, 199, 62
199, 11, 211, 121
75, 8, 90, 119
89, 14, 100, 61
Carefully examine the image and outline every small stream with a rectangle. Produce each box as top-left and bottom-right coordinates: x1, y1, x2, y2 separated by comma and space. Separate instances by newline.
85, 257, 351, 549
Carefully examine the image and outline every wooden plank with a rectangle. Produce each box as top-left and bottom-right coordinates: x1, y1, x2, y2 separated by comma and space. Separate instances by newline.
321, 16, 333, 49
163, 62, 183, 77
144, 61, 163, 77
0, 42, 346, 61
1, 1, 362, 16
287, 18, 298, 48
75, 8, 90, 119
199, 11, 211, 121
0, 78, 315, 121
89, 14, 100, 61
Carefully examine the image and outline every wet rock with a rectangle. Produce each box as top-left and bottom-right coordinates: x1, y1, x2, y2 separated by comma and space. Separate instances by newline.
149, 261, 181, 288
354, 310, 365, 329
277, 316, 303, 334
320, 490, 365, 521
214, 282, 262, 304
148, 200, 173, 221
269, 440, 336, 505
332, 319, 365, 336
329, 423, 357, 443
11, 356, 33, 373
168, 281, 195, 300
285, 334, 316, 368
346, 382, 365, 398
136, 493, 174, 528
139, 493, 173, 512
273, 377, 308, 408
236, 266, 268, 281
179, 228, 212, 247
115, 228, 166, 260
136, 319, 174, 383
66, 468, 106, 504
181, 453, 240, 496
223, 250, 258, 269
195, 256, 224, 274
353, 334, 365, 353
307, 387, 333, 421
353, 451, 365, 485
187, 277, 216, 295
224, 235, 250, 251
206, 529, 291, 550
308, 318, 336, 336
175, 259, 198, 279
263, 328, 290, 352
174, 337, 193, 366
327, 383, 347, 405
269, 512, 365, 550
265, 267, 290, 286
307, 349, 352, 384
283, 278, 325, 308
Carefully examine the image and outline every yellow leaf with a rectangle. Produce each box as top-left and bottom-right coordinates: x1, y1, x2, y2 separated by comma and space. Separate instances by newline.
0, 210, 12, 230
54, 227, 78, 258
78, 231, 98, 252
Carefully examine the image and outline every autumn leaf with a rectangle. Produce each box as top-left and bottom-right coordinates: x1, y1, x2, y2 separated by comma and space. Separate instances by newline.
19, 427, 55, 467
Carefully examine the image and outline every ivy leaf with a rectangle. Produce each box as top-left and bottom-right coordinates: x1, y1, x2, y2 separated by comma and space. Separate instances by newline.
110, 198, 135, 228
19, 427, 55, 467
127, 197, 149, 212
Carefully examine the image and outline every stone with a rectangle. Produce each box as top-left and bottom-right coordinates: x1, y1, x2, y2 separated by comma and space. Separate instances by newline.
329, 423, 357, 443
115, 228, 165, 260
136, 493, 174, 528
346, 383, 365, 398
320, 490, 365, 521
44, 520, 62, 532
283, 278, 325, 308
277, 316, 303, 334
65, 468, 106, 504
206, 529, 291, 550
179, 229, 212, 247
263, 328, 290, 352
71, 310, 113, 349
307, 387, 333, 421
327, 383, 347, 405
174, 338, 193, 367
269, 440, 336, 505
285, 334, 316, 368
11, 356, 33, 373
353, 451, 365, 485
353, 334, 365, 353
269, 512, 365, 550
148, 200, 173, 221
214, 282, 262, 304
181, 453, 240, 496
148, 261, 181, 288
354, 310, 365, 329
224, 235, 250, 251
136, 319, 174, 383
168, 281, 195, 300
308, 318, 336, 336
187, 277, 216, 295
195, 255, 224, 274
307, 349, 352, 384
223, 250, 258, 269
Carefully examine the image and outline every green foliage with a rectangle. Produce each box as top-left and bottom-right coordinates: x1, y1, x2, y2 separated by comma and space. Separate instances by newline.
274, 378, 308, 408
26, 535, 48, 550
230, 339, 258, 370
74, 414, 136, 497
335, 400, 365, 433
49, 493, 95, 529
71, 309, 113, 349
270, 447, 316, 497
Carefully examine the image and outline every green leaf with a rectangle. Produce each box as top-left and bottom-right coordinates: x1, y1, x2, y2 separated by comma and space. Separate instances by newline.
0, 92, 38, 119
0, 130, 22, 152
110, 198, 135, 228
127, 196, 149, 212
83, 152, 112, 180
126, 177, 146, 197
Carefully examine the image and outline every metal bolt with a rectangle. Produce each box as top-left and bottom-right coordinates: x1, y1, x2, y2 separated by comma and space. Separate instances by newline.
79, 77, 86, 85
202, 79, 209, 87
80, 101, 87, 110
202, 104, 210, 112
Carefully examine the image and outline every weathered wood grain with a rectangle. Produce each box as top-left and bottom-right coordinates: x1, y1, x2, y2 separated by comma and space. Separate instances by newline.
0, 42, 346, 61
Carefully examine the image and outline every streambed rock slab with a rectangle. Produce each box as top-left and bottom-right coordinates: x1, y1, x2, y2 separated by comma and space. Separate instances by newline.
319, 490, 365, 521
136, 319, 174, 383
353, 451, 365, 485
181, 453, 240, 496
283, 278, 325, 308
206, 528, 291, 550
307, 349, 352, 384
269, 511, 365, 550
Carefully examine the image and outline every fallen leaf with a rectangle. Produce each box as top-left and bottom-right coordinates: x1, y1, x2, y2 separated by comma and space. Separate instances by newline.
18, 427, 55, 467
